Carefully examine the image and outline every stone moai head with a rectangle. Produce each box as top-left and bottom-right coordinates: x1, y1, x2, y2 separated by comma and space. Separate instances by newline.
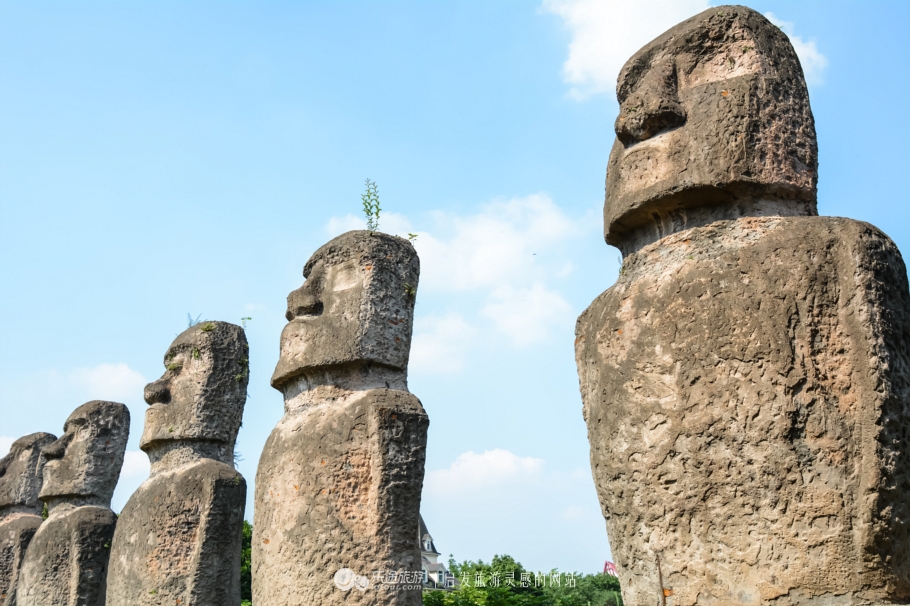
0, 433, 57, 514
141, 321, 249, 452
605, 5, 818, 249
271, 231, 419, 389
39, 401, 129, 507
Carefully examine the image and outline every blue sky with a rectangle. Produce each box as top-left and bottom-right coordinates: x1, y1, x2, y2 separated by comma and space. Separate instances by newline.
1, 0, 908, 574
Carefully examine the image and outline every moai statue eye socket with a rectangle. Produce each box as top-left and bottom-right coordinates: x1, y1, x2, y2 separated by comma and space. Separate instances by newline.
604, 6, 818, 251
271, 231, 420, 389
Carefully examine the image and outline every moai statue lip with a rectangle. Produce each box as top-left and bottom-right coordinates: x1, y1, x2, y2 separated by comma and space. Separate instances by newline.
39, 400, 130, 509
271, 230, 419, 389
604, 5, 819, 253
140, 321, 249, 455
0, 433, 57, 515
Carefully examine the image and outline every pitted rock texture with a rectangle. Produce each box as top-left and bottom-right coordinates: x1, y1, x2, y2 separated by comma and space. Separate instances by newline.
16, 401, 129, 606
255, 231, 428, 606
106, 321, 248, 606
254, 383, 428, 605
605, 6, 818, 254
106, 459, 245, 605
0, 433, 56, 606
16, 507, 117, 606
576, 217, 910, 604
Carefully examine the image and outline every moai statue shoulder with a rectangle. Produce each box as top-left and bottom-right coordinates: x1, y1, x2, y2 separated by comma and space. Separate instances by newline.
0, 433, 56, 606
105, 321, 249, 606
575, 5, 910, 604
254, 231, 429, 606
16, 401, 129, 606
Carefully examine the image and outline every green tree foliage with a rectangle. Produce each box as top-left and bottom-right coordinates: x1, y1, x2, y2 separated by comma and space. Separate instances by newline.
241, 520, 252, 602
424, 555, 622, 606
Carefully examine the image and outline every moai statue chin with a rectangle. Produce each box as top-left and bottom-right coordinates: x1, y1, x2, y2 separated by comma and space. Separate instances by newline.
105, 322, 249, 606
254, 230, 429, 606
0, 433, 56, 606
576, 6, 910, 605
16, 401, 129, 606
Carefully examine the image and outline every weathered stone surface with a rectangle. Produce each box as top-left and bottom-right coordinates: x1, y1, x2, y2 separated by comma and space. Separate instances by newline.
577, 5, 910, 604
255, 231, 429, 606
17, 401, 129, 606
0, 433, 56, 606
106, 321, 248, 606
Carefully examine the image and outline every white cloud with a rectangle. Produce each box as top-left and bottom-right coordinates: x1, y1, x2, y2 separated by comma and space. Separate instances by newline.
481, 283, 574, 346
416, 194, 581, 293
0, 436, 14, 458
542, 0, 710, 99
410, 313, 477, 374
68, 363, 147, 402
764, 12, 828, 85
424, 449, 545, 497
120, 450, 150, 479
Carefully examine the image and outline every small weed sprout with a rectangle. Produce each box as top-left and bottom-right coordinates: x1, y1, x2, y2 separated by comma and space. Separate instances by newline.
403, 283, 417, 298
407, 233, 418, 242
362, 179, 381, 232
727, 56, 736, 68
166, 363, 182, 372
240, 316, 252, 330
200, 323, 215, 333
187, 313, 202, 328
192, 347, 201, 360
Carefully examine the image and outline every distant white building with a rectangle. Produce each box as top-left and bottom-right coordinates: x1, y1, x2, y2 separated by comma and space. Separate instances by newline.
419, 514, 455, 589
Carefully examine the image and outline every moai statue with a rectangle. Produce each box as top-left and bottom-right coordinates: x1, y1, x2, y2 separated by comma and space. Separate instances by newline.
575, 6, 910, 605
16, 401, 129, 606
105, 322, 249, 606
0, 433, 56, 606
254, 231, 429, 606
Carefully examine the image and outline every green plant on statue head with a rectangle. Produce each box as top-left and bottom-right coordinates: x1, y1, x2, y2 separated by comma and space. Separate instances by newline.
362, 179, 381, 232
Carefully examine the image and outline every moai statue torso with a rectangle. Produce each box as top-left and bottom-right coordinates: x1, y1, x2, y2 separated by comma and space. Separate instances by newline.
575, 6, 910, 605
17, 401, 129, 606
0, 433, 56, 606
254, 231, 429, 606
105, 322, 249, 606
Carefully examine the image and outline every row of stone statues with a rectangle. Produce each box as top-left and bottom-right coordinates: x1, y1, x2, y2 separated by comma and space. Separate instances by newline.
2, 4, 909, 605
1, 230, 427, 605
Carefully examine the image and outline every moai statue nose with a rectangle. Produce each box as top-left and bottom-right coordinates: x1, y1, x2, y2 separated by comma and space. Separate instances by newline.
614, 58, 686, 145
144, 378, 170, 405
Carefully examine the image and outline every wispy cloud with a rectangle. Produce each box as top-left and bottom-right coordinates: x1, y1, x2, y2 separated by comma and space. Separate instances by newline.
764, 12, 828, 86
68, 363, 148, 402
0, 436, 15, 458
542, 0, 710, 100
424, 449, 545, 496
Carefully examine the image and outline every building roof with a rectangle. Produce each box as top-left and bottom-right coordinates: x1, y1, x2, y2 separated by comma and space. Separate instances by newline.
418, 514, 441, 556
